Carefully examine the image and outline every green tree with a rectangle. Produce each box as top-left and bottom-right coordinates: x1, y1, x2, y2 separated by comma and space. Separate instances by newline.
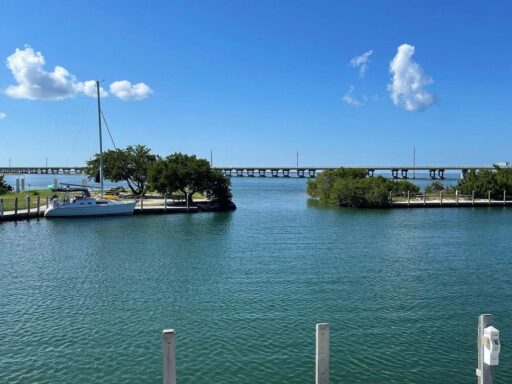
149, 153, 232, 204
456, 169, 500, 198
0, 175, 11, 194
85, 145, 158, 195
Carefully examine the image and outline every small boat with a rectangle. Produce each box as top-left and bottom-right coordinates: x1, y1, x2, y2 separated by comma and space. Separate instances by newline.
45, 81, 136, 217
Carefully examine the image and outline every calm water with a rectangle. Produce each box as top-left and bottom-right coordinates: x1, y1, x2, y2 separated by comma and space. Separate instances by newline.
1, 178, 511, 383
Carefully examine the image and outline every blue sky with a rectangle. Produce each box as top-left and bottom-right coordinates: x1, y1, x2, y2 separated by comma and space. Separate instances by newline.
0, 0, 510, 167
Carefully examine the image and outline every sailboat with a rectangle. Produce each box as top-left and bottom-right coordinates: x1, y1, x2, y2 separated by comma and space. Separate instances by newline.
44, 81, 136, 217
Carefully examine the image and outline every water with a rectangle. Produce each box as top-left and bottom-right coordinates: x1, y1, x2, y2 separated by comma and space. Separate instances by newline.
1, 178, 511, 383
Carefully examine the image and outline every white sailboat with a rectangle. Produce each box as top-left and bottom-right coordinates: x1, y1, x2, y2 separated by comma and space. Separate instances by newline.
45, 81, 136, 217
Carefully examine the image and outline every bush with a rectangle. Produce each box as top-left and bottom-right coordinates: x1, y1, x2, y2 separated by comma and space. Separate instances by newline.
456, 168, 508, 199
0, 175, 10, 194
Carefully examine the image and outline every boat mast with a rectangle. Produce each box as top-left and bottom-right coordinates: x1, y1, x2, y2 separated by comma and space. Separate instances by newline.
96, 80, 104, 197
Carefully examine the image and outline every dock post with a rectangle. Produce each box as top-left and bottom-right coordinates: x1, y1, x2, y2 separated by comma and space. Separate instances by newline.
37, 196, 40, 216
440, 191, 443, 206
186, 192, 190, 212
477, 314, 494, 384
46, 196, 49, 207
27, 196, 31, 219
407, 191, 410, 206
316, 323, 329, 384
140, 196, 144, 211
164, 194, 167, 212
488, 191, 491, 205
456, 190, 459, 205
14, 197, 18, 215
504, 190, 506, 205
0, 198, 3, 216
162, 329, 176, 384
423, 192, 426, 205
472, 191, 475, 206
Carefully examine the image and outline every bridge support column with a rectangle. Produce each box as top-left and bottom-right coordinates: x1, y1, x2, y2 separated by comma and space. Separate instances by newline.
460, 169, 468, 180
283, 169, 290, 178
271, 170, 279, 178
367, 169, 374, 177
225, 170, 232, 177
258, 170, 266, 177
236, 169, 244, 177
391, 169, 399, 179
429, 169, 437, 179
297, 169, 305, 178
438, 169, 445, 179
401, 169, 409, 179
247, 169, 255, 177
308, 170, 316, 178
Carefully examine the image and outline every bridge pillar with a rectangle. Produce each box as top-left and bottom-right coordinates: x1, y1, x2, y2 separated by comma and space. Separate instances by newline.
391, 169, 399, 179
297, 169, 305, 178
429, 169, 437, 179
308, 170, 316, 178
224, 169, 232, 177
438, 169, 445, 179
258, 169, 266, 177
401, 169, 409, 179
236, 169, 244, 177
367, 169, 374, 177
460, 169, 468, 180
283, 169, 290, 178
271, 170, 279, 178
247, 169, 255, 177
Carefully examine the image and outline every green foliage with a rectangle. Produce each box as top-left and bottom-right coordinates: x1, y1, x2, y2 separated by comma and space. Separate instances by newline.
85, 145, 158, 195
424, 181, 448, 194
0, 175, 10, 194
149, 153, 232, 204
456, 168, 511, 199
307, 168, 419, 208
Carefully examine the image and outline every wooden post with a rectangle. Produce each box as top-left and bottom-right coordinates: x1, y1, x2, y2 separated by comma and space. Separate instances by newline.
456, 190, 459, 205
186, 192, 190, 212
46, 195, 49, 207
440, 191, 443, 206
488, 191, 491, 205
163, 329, 176, 384
27, 196, 31, 218
423, 192, 426, 205
37, 196, 40, 216
14, 197, 18, 215
164, 194, 167, 212
407, 190, 410, 206
472, 191, 475, 206
316, 323, 329, 384
503, 190, 506, 205
140, 196, 144, 211
477, 314, 493, 384
0, 198, 3, 216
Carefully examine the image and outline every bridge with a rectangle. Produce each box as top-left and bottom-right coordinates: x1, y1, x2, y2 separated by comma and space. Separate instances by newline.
0, 165, 495, 179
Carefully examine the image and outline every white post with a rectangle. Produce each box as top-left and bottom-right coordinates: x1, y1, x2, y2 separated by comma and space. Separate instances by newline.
163, 329, 176, 384
316, 323, 329, 384
423, 192, 426, 205
456, 190, 459, 205
477, 314, 493, 384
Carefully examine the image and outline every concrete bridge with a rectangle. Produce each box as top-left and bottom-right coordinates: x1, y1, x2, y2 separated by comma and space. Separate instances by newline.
0, 165, 495, 179
214, 166, 494, 179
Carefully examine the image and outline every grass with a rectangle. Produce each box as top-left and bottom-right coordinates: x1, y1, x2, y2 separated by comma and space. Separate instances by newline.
0, 189, 60, 212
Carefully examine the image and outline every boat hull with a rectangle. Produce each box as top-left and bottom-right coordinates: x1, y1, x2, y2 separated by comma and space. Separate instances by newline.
44, 201, 136, 217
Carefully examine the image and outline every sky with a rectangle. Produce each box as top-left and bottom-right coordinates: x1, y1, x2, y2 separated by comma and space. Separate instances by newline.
0, 0, 511, 167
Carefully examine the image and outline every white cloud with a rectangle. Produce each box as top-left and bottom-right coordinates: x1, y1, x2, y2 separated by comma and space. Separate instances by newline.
79, 80, 108, 98
388, 44, 436, 112
4, 45, 150, 101
5, 46, 82, 100
342, 85, 364, 107
109, 80, 153, 100
350, 50, 373, 78
0, 112, 6, 120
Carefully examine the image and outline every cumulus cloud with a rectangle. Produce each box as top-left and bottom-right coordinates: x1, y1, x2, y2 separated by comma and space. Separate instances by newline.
342, 85, 364, 107
350, 50, 373, 78
79, 80, 108, 98
388, 44, 436, 112
4, 46, 151, 101
109, 80, 153, 100
0, 112, 6, 120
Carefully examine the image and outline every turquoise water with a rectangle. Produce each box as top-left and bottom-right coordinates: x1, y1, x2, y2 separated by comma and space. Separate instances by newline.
1, 178, 511, 383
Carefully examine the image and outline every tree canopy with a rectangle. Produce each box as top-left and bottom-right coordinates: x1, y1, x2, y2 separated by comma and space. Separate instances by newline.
455, 167, 512, 199
307, 168, 419, 208
0, 175, 11, 194
149, 153, 232, 205
85, 145, 157, 195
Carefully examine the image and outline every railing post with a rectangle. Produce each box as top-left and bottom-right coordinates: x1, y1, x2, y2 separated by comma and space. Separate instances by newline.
440, 191, 443, 206
472, 191, 475, 206
164, 194, 167, 212
423, 192, 426, 205
503, 190, 506, 205
488, 191, 491, 205
0, 198, 3, 216
316, 323, 329, 384
456, 190, 459, 205
407, 190, 410, 206
46, 195, 49, 207
140, 196, 144, 211
14, 197, 18, 215
163, 329, 176, 384
27, 196, 31, 218
477, 314, 494, 384
37, 196, 40, 216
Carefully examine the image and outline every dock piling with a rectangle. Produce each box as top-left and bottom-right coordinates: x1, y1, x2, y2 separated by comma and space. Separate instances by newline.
472, 191, 475, 206
163, 329, 176, 384
477, 314, 494, 384
0, 198, 3, 216
14, 197, 18, 215
316, 323, 329, 384
164, 194, 167, 212
488, 191, 491, 205
27, 196, 30, 219
504, 190, 506, 205
37, 196, 40, 216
